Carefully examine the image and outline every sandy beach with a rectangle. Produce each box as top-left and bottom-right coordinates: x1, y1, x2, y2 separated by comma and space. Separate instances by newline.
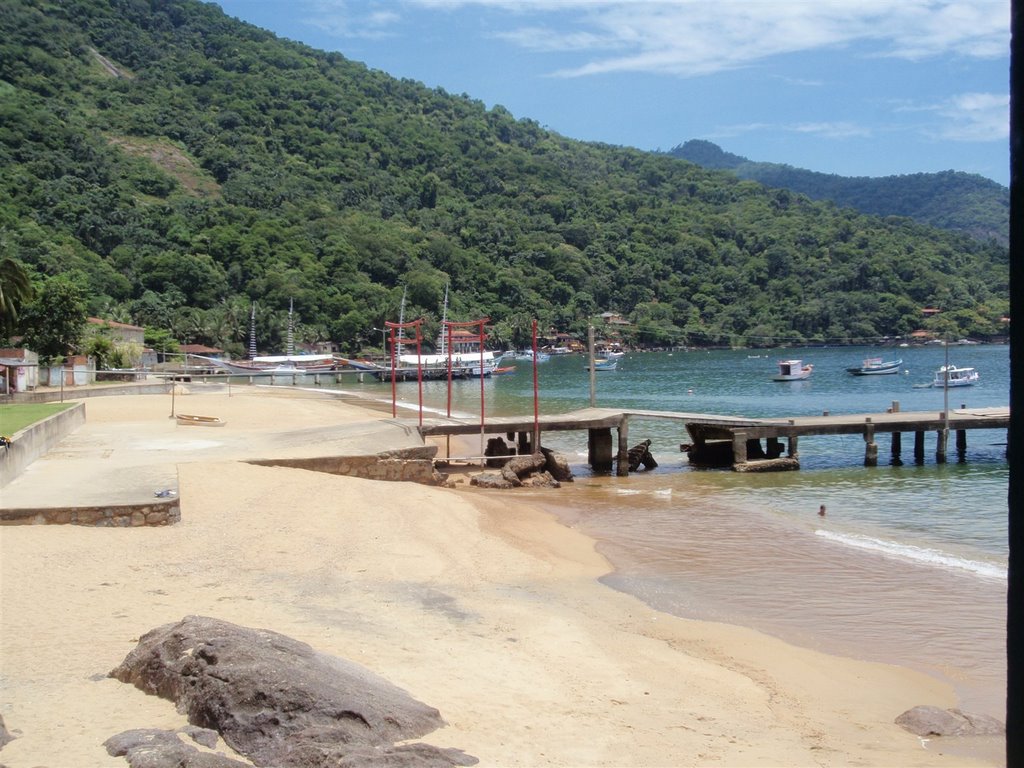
0, 386, 1001, 766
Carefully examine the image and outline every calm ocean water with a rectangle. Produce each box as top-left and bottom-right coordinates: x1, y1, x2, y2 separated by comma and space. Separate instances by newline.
325, 344, 1010, 718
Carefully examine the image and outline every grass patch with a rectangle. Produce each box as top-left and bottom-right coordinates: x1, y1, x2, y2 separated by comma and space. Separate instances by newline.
0, 403, 75, 435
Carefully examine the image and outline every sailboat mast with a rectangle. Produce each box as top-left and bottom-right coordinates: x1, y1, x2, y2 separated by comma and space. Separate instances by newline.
438, 283, 449, 356
286, 298, 295, 356
248, 303, 257, 360
396, 286, 407, 356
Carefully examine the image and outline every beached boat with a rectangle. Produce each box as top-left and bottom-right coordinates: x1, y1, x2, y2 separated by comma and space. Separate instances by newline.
197, 354, 337, 374
175, 414, 226, 427
773, 359, 812, 381
932, 364, 979, 387
846, 357, 902, 376
586, 358, 618, 371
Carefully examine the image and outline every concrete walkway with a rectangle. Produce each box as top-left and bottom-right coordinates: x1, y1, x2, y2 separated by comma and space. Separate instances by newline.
1, 383, 430, 510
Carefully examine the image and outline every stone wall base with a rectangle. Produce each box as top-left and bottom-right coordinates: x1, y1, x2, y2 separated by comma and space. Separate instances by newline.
246, 449, 439, 484
0, 498, 180, 527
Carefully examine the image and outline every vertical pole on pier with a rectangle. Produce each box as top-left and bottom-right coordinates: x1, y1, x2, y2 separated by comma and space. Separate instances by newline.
936, 428, 948, 463
532, 320, 540, 453
588, 325, 597, 407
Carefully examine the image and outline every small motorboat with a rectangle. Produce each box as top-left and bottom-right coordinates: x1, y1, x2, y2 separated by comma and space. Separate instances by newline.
931, 364, 979, 388
586, 358, 618, 371
846, 357, 902, 376
773, 359, 812, 381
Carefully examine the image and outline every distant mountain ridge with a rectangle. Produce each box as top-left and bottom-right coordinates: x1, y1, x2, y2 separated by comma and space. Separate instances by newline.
668, 140, 1009, 246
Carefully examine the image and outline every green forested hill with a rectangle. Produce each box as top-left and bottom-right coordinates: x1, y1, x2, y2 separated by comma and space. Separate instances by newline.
0, 0, 1009, 358
669, 140, 1009, 247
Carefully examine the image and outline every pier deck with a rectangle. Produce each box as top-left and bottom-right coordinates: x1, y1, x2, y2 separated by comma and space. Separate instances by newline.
417, 405, 1010, 473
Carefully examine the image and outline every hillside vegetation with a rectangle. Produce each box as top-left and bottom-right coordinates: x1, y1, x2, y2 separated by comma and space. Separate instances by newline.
0, 0, 1009, 358
669, 140, 1009, 247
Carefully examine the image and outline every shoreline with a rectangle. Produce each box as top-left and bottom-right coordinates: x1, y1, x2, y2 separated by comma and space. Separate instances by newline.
0, 387, 1003, 766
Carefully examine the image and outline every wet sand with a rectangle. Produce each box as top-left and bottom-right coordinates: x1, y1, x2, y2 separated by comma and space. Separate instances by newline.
0, 386, 1000, 766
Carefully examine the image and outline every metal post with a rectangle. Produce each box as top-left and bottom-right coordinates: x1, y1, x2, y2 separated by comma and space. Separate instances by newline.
532, 319, 540, 453
588, 325, 596, 407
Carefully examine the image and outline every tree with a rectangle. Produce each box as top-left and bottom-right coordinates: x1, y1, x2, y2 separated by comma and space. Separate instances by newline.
19, 276, 88, 363
0, 256, 35, 336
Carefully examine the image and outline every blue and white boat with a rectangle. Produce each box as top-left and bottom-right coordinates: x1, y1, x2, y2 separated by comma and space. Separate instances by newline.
846, 357, 902, 376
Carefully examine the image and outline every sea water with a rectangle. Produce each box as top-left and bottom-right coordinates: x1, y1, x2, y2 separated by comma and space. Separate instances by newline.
327, 344, 1010, 718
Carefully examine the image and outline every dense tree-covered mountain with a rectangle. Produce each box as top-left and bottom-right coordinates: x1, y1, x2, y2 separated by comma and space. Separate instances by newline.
0, 0, 1009, 360
669, 140, 1009, 246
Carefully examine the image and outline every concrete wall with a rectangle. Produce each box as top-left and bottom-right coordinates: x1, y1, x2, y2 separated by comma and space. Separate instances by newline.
0, 498, 180, 527
0, 402, 85, 487
246, 446, 439, 485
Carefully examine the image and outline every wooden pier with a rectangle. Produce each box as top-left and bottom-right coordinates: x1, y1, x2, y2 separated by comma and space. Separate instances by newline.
418, 405, 1010, 474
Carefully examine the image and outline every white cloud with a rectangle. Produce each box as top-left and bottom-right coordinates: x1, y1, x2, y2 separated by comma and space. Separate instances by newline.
305, 0, 402, 39
406, 0, 1008, 78
712, 120, 871, 140
934, 92, 1010, 141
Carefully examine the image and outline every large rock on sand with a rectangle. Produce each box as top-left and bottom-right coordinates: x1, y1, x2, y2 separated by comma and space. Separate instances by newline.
109, 616, 476, 767
895, 706, 1004, 737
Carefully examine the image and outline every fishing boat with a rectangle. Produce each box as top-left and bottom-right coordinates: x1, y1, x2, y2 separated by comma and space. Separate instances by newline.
772, 359, 812, 381
846, 357, 902, 376
175, 414, 226, 427
586, 358, 618, 372
932, 364, 979, 387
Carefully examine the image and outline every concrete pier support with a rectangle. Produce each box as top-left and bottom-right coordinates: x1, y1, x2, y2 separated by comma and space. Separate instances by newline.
864, 424, 878, 467
936, 429, 948, 463
616, 418, 630, 476
890, 431, 903, 465
956, 429, 967, 460
914, 431, 926, 463
864, 421, 880, 468
516, 431, 531, 454
787, 435, 799, 459
732, 431, 748, 466
588, 427, 614, 472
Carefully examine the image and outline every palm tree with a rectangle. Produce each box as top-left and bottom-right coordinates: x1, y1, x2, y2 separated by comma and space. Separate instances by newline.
0, 257, 34, 336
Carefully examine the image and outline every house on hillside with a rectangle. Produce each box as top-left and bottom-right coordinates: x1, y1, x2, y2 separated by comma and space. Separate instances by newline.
87, 317, 145, 345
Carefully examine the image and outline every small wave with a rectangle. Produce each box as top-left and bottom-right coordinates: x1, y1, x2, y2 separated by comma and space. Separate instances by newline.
815, 530, 1007, 581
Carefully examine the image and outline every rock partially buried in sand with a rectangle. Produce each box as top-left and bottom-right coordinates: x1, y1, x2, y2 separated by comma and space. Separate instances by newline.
104, 727, 246, 767
895, 705, 1004, 737
108, 615, 477, 767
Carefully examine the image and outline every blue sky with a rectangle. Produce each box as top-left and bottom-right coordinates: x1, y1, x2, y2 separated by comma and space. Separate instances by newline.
213, 0, 1010, 186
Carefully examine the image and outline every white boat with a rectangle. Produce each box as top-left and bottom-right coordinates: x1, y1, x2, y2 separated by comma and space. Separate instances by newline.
773, 359, 812, 381
516, 350, 550, 362
846, 357, 902, 376
196, 354, 337, 374
586, 358, 618, 371
932, 364, 979, 387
